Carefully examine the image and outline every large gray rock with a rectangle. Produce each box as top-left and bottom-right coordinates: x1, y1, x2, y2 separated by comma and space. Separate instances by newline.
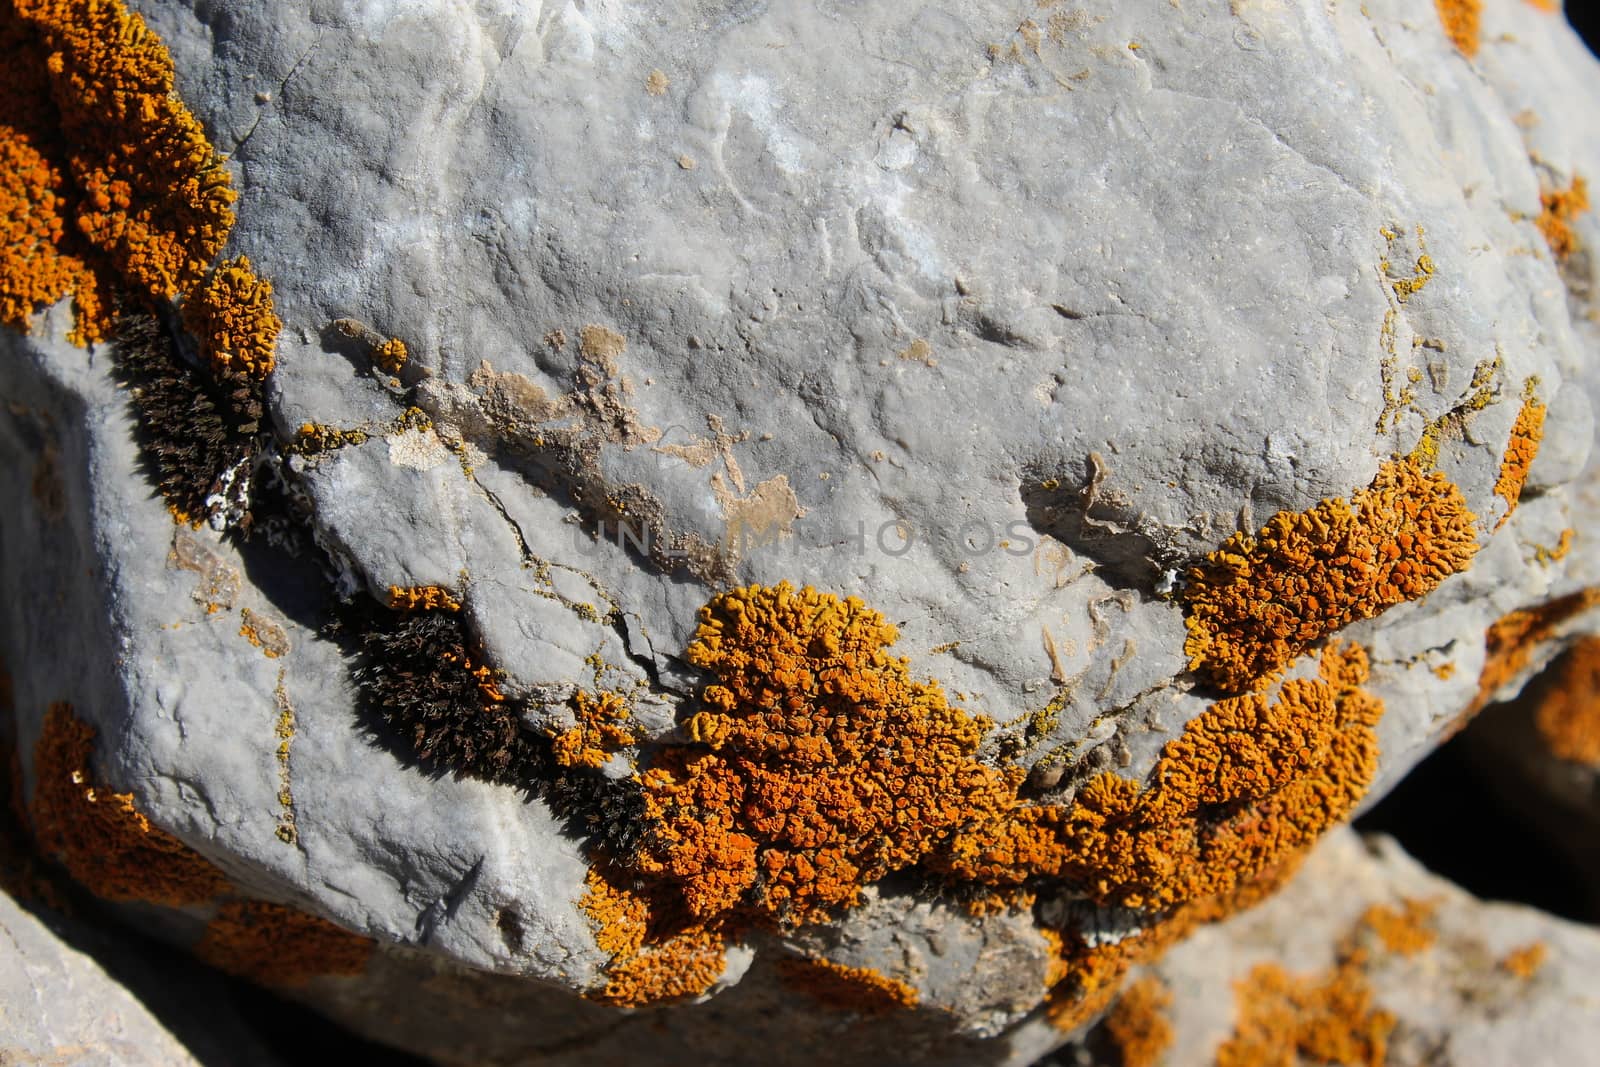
4, 0, 1600, 1062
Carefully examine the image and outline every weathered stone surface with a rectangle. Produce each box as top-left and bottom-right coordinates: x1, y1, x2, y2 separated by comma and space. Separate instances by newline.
1061, 828, 1600, 1067
0, 889, 202, 1067
2, 0, 1600, 1062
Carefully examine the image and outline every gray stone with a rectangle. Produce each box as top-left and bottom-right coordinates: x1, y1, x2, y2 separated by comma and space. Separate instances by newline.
4, 0, 1600, 1063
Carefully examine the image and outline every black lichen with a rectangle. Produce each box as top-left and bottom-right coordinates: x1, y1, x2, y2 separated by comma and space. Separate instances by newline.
339, 604, 645, 858
109, 311, 265, 533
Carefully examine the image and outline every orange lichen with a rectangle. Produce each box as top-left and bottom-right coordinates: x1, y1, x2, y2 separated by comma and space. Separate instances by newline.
1523, 0, 1558, 10
1536, 175, 1589, 261
181, 255, 280, 379
1102, 976, 1174, 1067
1463, 589, 1600, 731
1530, 637, 1600, 766
1494, 385, 1545, 530
1434, 0, 1482, 57
1499, 941, 1548, 978
579, 865, 728, 1007
636, 581, 1018, 925
1216, 959, 1394, 1067
29, 701, 231, 905
194, 900, 372, 986
1, 0, 239, 346
776, 956, 920, 1015
551, 690, 636, 770
386, 584, 462, 613
374, 336, 408, 374
1182, 457, 1478, 693
1357, 898, 1438, 958
938, 644, 1383, 912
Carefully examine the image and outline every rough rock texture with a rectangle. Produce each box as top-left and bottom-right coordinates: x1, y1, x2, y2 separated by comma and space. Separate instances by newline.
0, 888, 228, 1067
2, 0, 1600, 1063
1069, 827, 1600, 1067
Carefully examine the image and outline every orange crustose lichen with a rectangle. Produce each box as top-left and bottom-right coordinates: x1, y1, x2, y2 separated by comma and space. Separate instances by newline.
776, 956, 920, 1015
1358, 899, 1438, 958
1494, 386, 1546, 530
1536, 175, 1590, 261
1434, 0, 1482, 56
1216, 959, 1394, 1067
1499, 941, 1548, 978
551, 690, 636, 770
635, 581, 1018, 926
936, 644, 1383, 912
1101, 975, 1175, 1067
29, 701, 230, 905
180, 254, 280, 379
1462, 589, 1600, 733
374, 336, 408, 374
386, 584, 462, 613
1, 0, 241, 343
194, 899, 373, 985
579, 865, 729, 1007
1530, 636, 1600, 766
1182, 457, 1478, 693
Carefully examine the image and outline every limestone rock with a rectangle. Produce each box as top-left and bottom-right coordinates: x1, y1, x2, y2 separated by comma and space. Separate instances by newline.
2, 0, 1600, 1063
0, 889, 203, 1067
1060, 828, 1600, 1067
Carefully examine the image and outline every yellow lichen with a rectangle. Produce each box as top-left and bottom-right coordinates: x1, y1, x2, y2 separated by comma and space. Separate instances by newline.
1101, 975, 1174, 1067
1536, 175, 1589, 261
1216, 959, 1394, 1067
937, 644, 1383, 912
386, 584, 461, 613
194, 900, 372, 986
578, 864, 728, 1008
1499, 941, 1547, 978
1531, 636, 1600, 766
1, 0, 239, 343
29, 701, 230, 905
181, 255, 280, 379
776, 956, 920, 1015
1494, 384, 1545, 530
1357, 898, 1437, 958
551, 690, 636, 770
1182, 457, 1478, 693
1434, 0, 1482, 57
635, 581, 1018, 925
374, 336, 408, 373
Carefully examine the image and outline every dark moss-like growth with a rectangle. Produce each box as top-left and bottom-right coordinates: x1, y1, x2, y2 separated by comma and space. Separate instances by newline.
344, 605, 645, 857
110, 311, 265, 533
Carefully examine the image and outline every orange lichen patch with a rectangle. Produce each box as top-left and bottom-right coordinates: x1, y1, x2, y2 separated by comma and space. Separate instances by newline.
939, 645, 1383, 912
238, 607, 289, 658
1357, 898, 1438, 958
1523, 0, 1559, 10
29, 701, 230, 905
1102, 976, 1174, 1067
776, 956, 920, 1015
579, 865, 728, 1007
1463, 589, 1600, 731
1435, 0, 1482, 57
1216, 959, 1394, 1067
1536, 175, 1589, 261
637, 581, 1018, 926
1499, 941, 1548, 978
374, 336, 408, 374
386, 584, 461, 613
2, 0, 238, 342
180, 255, 280, 379
194, 900, 372, 986
1494, 386, 1546, 530
551, 690, 636, 770
1531, 637, 1600, 766
1183, 457, 1478, 693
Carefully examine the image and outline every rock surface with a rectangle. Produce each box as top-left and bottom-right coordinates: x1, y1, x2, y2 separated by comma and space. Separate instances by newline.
1067, 827, 1600, 1067
2, 0, 1600, 1063
0, 889, 203, 1067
